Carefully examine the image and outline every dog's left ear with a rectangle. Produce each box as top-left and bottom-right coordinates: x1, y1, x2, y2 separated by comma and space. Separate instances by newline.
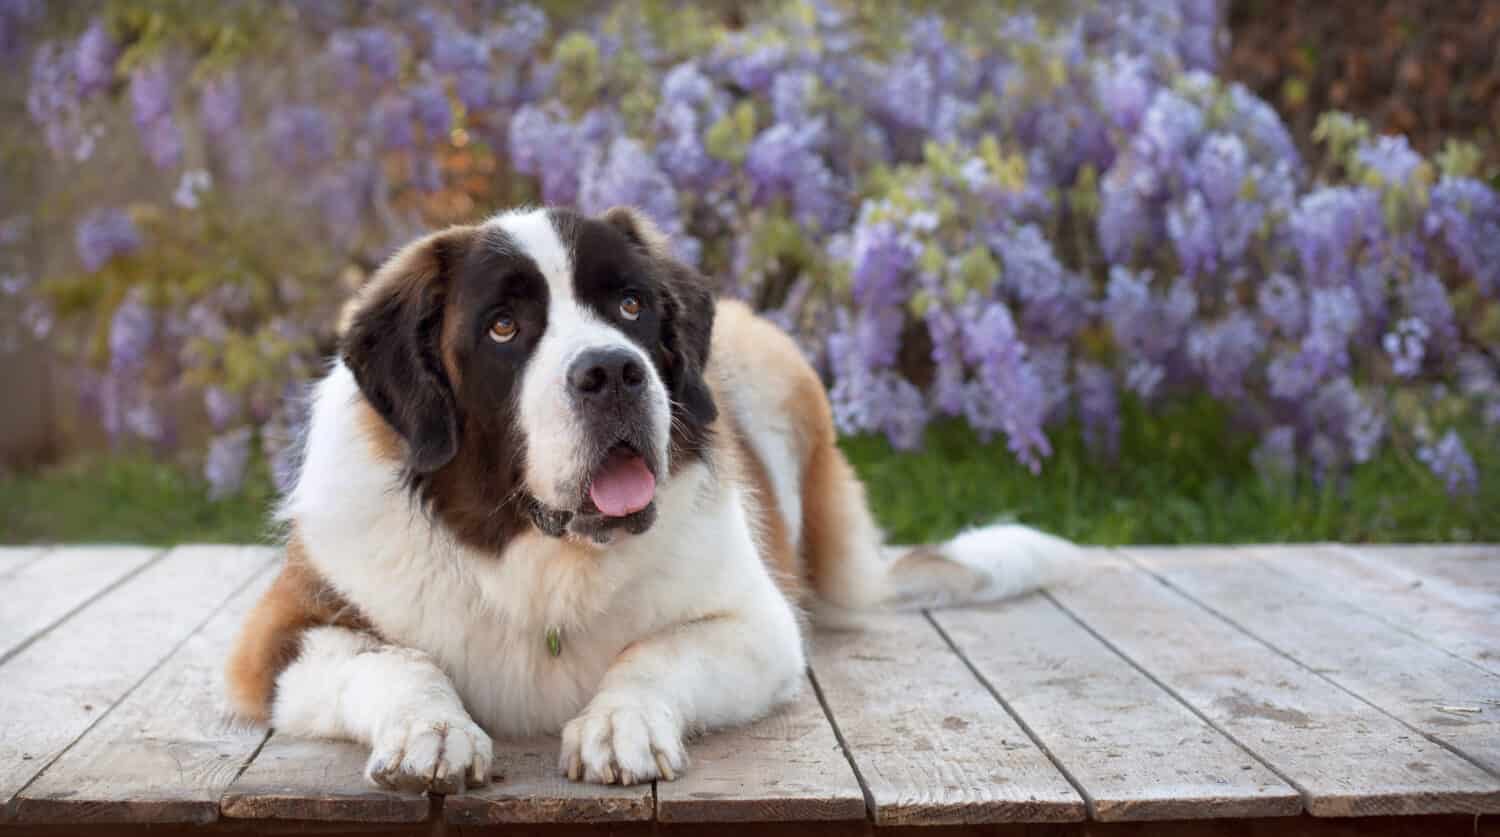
340, 226, 475, 475
603, 206, 717, 430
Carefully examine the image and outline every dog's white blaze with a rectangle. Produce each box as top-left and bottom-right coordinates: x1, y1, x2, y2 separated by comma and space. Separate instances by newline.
486, 208, 671, 510
489, 207, 572, 294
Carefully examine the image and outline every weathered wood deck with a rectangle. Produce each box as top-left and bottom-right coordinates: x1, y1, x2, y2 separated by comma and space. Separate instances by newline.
0, 544, 1496, 836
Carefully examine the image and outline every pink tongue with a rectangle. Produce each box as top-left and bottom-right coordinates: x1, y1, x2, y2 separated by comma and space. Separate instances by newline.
588, 452, 656, 517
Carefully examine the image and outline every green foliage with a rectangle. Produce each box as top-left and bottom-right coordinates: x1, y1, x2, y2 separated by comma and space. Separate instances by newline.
0, 455, 278, 546
841, 400, 1498, 546
4, 400, 1492, 547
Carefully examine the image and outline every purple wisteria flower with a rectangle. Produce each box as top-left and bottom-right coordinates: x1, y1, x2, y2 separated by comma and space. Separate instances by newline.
1075, 361, 1121, 457
28, 41, 95, 160
1094, 53, 1153, 133
73, 18, 117, 96
205, 427, 253, 500
491, 4, 548, 56
1251, 425, 1297, 480
1289, 186, 1380, 287
108, 292, 154, 372
75, 208, 142, 272
958, 301, 1052, 472
1425, 176, 1500, 295
204, 386, 242, 431
578, 136, 684, 252
369, 93, 415, 150
409, 81, 452, 139
1417, 429, 1478, 497
1356, 135, 1423, 187
1187, 312, 1262, 398
268, 105, 336, 170
509, 102, 588, 204
199, 72, 241, 138
130, 58, 182, 168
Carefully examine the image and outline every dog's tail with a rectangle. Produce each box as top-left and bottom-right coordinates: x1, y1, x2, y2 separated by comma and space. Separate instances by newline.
873, 523, 1080, 610
806, 510, 1081, 626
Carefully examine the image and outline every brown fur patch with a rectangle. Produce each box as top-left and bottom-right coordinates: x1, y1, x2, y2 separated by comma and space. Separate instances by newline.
224, 531, 373, 722
799, 438, 874, 608
724, 408, 803, 600
355, 398, 404, 464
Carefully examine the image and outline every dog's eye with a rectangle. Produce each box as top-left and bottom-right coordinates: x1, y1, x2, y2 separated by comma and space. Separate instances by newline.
619, 294, 642, 321
489, 314, 518, 343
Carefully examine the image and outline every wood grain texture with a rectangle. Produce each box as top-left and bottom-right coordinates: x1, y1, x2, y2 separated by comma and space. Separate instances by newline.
218, 736, 429, 823
1050, 550, 1500, 817
443, 737, 652, 825
809, 611, 1084, 826
0, 545, 275, 814
1127, 546, 1500, 777
11, 562, 279, 824
0, 546, 161, 664
1255, 544, 1500, 674
933, 593, 1302, 821
655, 674, 866, 823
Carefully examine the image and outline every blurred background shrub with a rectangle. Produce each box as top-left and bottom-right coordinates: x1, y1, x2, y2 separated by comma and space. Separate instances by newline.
0, 0, 1495, 537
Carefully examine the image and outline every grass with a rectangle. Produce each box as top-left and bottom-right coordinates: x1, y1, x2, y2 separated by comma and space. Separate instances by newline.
1, 400, 1494, 546
843, 399, 1498, 545
0, 456, 279, 546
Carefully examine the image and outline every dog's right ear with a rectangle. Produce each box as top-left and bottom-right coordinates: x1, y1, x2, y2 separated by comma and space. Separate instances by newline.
340, 227, 476, 475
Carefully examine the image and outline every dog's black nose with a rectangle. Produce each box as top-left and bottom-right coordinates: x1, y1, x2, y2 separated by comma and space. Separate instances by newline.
569, 347, 647, 399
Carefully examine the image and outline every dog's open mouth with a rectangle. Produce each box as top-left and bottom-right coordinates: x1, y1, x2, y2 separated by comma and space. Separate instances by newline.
585, 443, 656, 518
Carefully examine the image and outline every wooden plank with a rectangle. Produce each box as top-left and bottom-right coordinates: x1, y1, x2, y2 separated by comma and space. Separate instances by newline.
933, 594, 1302, 821
655, 673, 866, 823
11, 562, 279, 824
1049, 551, 1500, 816
0, 544, 276, 814
1353, 544, 1500, 599
808, 610, 1085, 826
0, 547, 50, 578
1252, 545, 1499, 673
0, 546, 161, 663
442, 737, 652, 825
1127, 546, 1500, 777
218, 736, 430, 823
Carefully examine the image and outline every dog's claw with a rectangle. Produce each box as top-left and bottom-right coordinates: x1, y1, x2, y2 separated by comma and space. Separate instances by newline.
655, 752, 675, 782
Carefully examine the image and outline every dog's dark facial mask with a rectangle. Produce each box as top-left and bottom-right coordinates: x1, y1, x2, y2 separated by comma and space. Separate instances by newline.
339, 207, 717, 553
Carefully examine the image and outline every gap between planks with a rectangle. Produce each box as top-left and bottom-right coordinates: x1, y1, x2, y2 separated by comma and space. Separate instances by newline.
0, 546, 278, 821
0, 546, 165, 667
1122, 546, 1500, 780
929, 593, 1302, 822
11, 564, 281, 824
1047, 549, 1500, 817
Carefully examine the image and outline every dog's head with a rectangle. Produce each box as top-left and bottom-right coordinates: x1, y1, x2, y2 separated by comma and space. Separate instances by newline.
340, 206, 717, 549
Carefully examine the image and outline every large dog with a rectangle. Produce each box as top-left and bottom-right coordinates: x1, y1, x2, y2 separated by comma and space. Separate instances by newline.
224, 205, 1076, 792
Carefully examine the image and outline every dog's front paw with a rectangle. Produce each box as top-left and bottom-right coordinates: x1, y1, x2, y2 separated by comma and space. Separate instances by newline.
559, 695, 687, 785
366, 712, 493, 794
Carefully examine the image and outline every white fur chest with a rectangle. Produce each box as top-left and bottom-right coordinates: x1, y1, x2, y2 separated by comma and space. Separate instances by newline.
285, 364, 760, 735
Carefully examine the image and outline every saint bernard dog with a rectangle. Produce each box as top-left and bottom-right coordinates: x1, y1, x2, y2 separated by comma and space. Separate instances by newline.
224, 205, 1078, 792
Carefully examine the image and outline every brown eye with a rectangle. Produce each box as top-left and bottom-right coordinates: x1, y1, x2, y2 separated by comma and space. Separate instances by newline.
489, 314, 518, 343
620, 294, 642, 321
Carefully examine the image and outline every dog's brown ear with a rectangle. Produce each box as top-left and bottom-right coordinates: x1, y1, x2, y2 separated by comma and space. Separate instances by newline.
340, 226, 475, 474
602, 206, 718, 431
